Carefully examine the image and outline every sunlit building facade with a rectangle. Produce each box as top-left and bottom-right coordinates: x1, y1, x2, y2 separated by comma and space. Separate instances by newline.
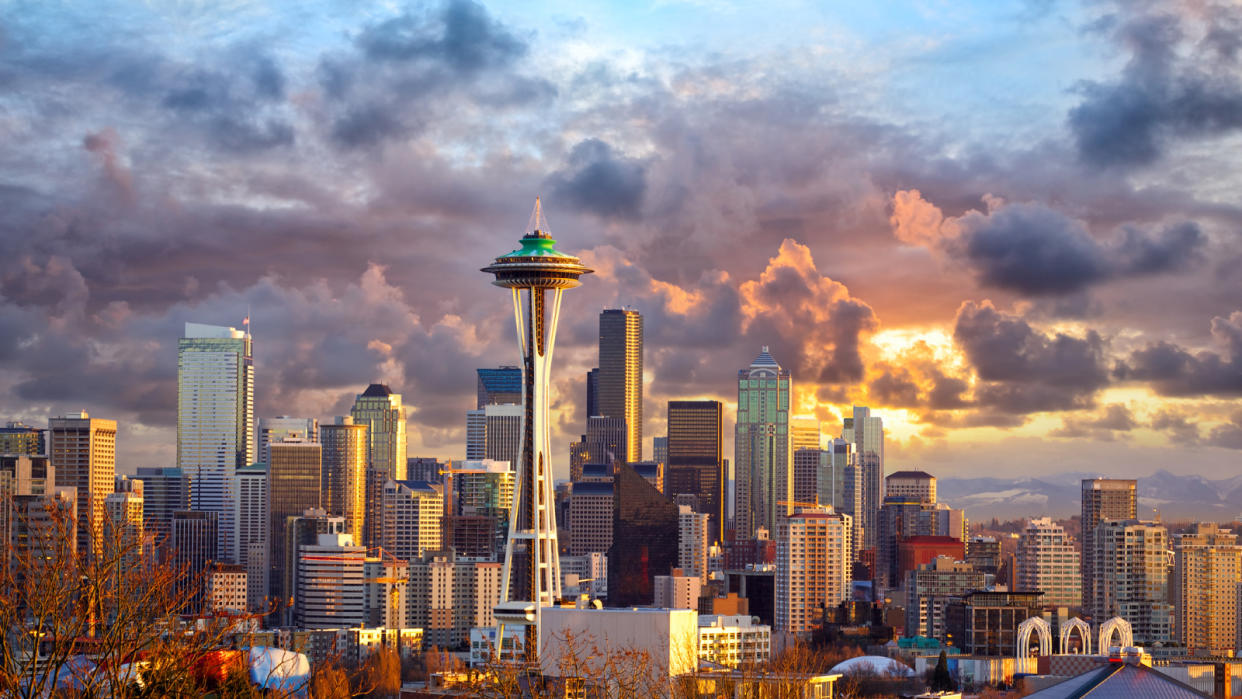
321, 416, 368, 540
178, 322, 254, 564
350, 384, 407, 481
50, 412, 116, 560
735, 347, 791, 540
598, 308, 643, 462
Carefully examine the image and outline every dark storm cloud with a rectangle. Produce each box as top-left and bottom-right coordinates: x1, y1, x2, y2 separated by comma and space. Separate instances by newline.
357, 0, 526, 71
1206, 413, 1242, 449
1069, 6, 1242, 168
318, 0, 546, 149
1114, 311, 1242, 396
954, 301, 1108, 412
1051, 403, 1136, 440
950, 201, 1207, 296
546, 139, 647, 221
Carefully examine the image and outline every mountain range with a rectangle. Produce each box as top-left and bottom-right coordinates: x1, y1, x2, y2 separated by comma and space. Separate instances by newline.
935, 470, 1242, 523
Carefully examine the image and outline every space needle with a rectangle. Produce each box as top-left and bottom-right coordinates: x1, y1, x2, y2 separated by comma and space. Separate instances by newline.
483, 198, 592, 661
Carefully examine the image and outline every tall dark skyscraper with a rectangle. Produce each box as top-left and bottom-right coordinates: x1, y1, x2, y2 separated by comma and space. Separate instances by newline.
585, 367, 600, 417
666, 400, 725, 544
608, 463, 678, 607
1081, 478, 1137, 618
597, 308, 643, 463
477, 366, 522, 408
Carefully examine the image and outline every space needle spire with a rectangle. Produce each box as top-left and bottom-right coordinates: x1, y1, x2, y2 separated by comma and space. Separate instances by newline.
482, 198, 592, 660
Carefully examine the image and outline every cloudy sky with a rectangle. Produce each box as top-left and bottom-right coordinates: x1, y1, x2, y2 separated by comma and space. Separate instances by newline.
2, 0, 1241, 480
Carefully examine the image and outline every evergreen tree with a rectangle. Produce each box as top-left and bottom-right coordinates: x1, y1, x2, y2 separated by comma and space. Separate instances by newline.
931, 649, 955, 692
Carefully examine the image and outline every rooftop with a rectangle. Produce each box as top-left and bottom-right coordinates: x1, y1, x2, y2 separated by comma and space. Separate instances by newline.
361, 383, 393, 397
1025, 662, 1212, 699
887, 470, 935, 480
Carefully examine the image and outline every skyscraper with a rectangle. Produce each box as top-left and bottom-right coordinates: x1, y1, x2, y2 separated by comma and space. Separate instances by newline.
1173, 523, 1242, 654
1016, 517, 1081, 608
234, 464, 269, 614
477, 366, 522, 408
666, 400, 725, 543
776, 508, 852, 637
734, 347, 791, 540
381, 480, 445, 562
178, 322, 254, 563
482, 198, 592, 657
350, 384, 407, 481
321, 416, 369, 540
267, 439, 321, 600
789, 417, 820, 452
135, 466, 187, 549
1092, 519, 1172, 644
597, 308, 643, 463
842, 406, 883, 551
608, 463, 679, 607
49, 412, 116, 559
258, 416, 318, 467
584, 416, 627, 469
1081, 478, 1136, 624
465, 404, 522, 467
585, 367, 600, 418
172, 510, 218, 610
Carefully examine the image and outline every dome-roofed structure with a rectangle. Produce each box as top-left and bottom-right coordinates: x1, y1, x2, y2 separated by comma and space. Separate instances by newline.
828, 655, 915, 677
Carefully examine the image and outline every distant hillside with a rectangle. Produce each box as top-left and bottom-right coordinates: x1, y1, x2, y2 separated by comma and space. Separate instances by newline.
935, 470, 1242, 522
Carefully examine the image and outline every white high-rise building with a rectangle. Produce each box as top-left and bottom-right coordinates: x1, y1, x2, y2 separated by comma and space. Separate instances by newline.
1093, 519, 1173, 644
234, 464, 269, 614
178, 322, 254, 563
381, 480, 444, 562
465, 404, 522, 467
258, 416, 317, 467
734, 347, 792, 540
653, 569, 702, 610
776, 508, 852, 637
698, 615, 772, 668
1016, 517, 1081, 608
296, 532, 366, 628
679, 505, 710, 583
841, 407, 883, 552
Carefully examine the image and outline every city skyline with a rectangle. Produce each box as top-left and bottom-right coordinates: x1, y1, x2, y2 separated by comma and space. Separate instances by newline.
3, 1, 1242, 483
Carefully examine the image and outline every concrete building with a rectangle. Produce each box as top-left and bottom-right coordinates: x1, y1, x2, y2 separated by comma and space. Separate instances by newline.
877, 496, 968, 590
539, 607, 699, 680
465, 404, 522, 468
947, 590, 1044, 657
597, 308, 644, 463
679, 505, 711, 582
1081, 478, 1136, 625
1016, 517, 1082, 608
49, 412, 116, 560
381, 480, 444, 562
568, 481, 614, 556
178, 322, 254, 564
257, 416, 317, 468
885, 470, 936, 503
776, 508, 852, 636
561, 552, 608, 600
350, 384, 407, 481
654, 568, 703, 609
698, 614, 771, 667
408, 549, 502, 648
1092, 519, 1172, 644
321, 416, 368, 540
207, 563, 248, 613
841, 406, 883, 553
0, 422, 45, 455
104, 476, 144, 566
735, 347, 792, 540
789, 417, 820, 453
584, 415, 627, 470
667, 400, 725, 542
296, 532, 366, 629
905, 556, 985, 639
282, 511, 346, 624
1174, 522, 1242, 654
233, 464, 268, 614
